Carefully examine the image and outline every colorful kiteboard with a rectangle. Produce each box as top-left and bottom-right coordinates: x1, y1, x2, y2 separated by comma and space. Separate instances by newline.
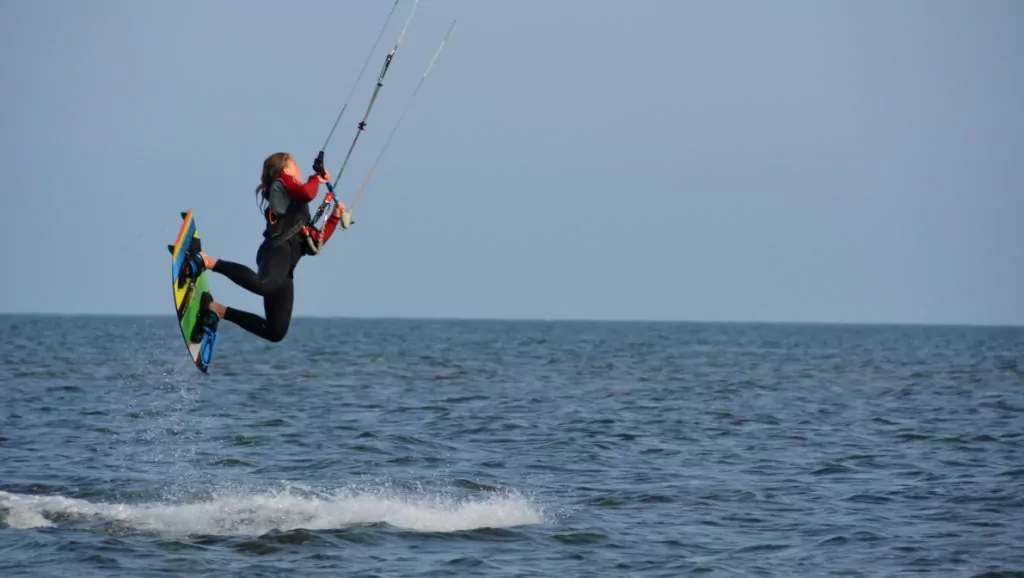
168, 210, 219, 373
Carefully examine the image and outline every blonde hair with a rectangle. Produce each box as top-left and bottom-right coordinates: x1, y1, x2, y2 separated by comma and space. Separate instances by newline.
255, 152, 293, 201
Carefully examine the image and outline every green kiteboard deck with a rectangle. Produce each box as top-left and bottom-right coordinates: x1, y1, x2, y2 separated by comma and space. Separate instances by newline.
168, 210, 219, 373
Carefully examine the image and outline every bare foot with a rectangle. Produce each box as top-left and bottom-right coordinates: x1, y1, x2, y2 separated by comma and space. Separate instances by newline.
201, 252, 217, 270
209, 300, 227, 319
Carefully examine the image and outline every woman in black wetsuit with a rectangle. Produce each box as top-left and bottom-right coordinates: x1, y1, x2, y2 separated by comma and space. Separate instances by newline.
190, 152, 346, 343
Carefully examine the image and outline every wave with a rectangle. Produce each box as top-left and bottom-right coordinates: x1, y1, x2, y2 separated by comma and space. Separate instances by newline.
0, 484, 544, 536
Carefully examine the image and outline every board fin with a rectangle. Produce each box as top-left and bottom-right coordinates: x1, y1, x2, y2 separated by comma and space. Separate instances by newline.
181, 211, 188, 220
167, 244, 174, 254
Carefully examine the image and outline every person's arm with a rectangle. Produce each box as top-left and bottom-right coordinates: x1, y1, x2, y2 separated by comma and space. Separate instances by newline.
311, 202, 347, 247
318, 213, 341, 246
278, 173, 321, 203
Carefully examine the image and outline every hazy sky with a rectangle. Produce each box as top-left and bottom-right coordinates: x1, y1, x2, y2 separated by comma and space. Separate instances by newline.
1, 0, 1021, 325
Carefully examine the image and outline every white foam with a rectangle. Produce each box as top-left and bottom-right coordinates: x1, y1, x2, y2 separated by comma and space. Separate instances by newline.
0, 486, 543, 536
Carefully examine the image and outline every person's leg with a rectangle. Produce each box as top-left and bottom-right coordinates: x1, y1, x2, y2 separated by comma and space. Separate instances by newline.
195, 240, 299, 343
217, 279, 294, 342
201, 243, 290, 297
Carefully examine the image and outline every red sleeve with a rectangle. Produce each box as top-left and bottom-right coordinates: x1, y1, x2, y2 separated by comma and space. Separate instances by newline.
278, 173, 320, 203
319, 214, 341, 246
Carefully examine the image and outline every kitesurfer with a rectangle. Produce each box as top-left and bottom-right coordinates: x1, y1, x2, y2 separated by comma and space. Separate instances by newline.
188, 152, 349, 343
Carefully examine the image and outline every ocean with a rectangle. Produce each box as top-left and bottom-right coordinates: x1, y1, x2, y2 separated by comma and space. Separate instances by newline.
1, 315, 1022, 577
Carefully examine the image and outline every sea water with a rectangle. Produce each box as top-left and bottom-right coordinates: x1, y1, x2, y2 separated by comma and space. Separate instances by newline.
1, 316, 1022, 576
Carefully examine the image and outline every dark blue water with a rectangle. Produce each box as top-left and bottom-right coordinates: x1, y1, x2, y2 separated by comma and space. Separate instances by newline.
1, 316, 1022, 577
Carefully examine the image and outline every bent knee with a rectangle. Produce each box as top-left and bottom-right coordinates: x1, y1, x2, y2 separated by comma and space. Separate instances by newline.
266, 324, 289, 343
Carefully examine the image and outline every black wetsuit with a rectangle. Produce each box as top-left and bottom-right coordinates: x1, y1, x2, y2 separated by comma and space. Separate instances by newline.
213, 235, 304, 342
212, 177, 315, 343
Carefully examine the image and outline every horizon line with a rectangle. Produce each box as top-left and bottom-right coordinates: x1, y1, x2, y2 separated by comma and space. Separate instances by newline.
0, 311, 1021, 329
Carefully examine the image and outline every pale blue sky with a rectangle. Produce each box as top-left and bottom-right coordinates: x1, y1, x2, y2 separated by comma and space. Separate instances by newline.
1, 0, 1021, 325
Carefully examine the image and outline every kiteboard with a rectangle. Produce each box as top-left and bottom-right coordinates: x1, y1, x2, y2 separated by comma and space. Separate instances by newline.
168, 210, 219, 373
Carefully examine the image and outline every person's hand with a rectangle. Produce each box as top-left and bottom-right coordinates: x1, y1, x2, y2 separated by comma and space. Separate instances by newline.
332, 202, 352, 229
331, 202, 347, 218
317, 169, 332, 184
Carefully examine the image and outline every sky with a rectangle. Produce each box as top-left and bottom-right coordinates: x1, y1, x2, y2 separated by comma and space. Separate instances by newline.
1, 0, 1021, 325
